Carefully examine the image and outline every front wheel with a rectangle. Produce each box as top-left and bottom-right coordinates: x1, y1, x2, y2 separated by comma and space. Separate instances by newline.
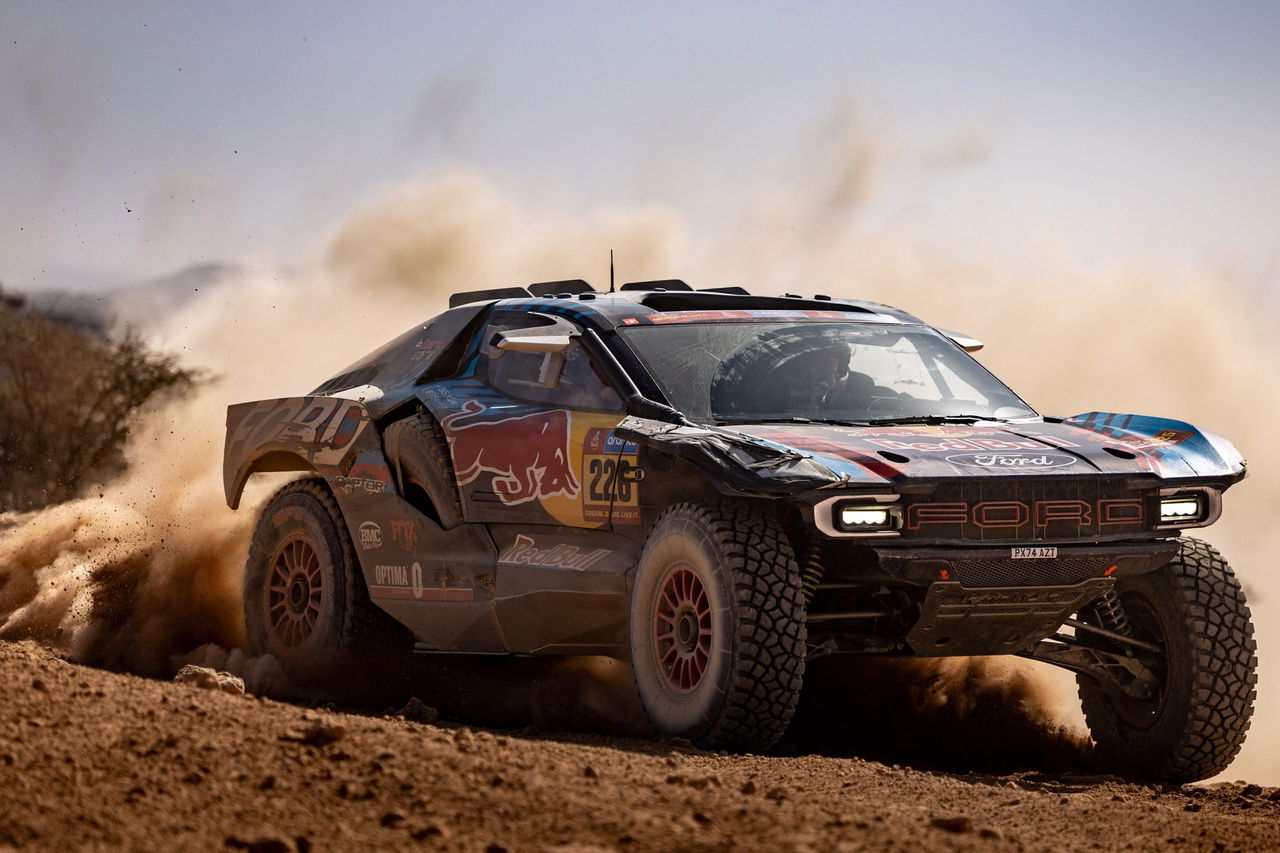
629, 502, 806, 751
1078, 538, 1257, 782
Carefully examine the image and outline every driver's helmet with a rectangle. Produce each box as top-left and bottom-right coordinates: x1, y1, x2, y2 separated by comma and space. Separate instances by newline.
782, 344, 850, 393
711, 327, 851, 417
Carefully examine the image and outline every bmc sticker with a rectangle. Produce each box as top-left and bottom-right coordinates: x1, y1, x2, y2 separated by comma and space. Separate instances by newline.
582, 428, 641, 524
358, 521, 383, 550
1012, 547, 1058, 559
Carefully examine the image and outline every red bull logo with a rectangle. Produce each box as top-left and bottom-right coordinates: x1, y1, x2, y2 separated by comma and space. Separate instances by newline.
442, 401, 580, 505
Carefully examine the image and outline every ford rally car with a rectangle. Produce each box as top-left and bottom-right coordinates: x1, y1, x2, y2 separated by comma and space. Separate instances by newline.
223, 279, 1257, 782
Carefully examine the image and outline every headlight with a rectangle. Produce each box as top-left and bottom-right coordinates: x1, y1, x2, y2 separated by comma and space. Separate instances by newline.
1159, 497, 1203, 522
814, 495, 902, 537
1156, 489, 1219, 528
835, 503, 898, 533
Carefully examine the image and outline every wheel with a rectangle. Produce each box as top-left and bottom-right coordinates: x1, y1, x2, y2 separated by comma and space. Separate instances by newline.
1078, 538, 1257, 782
382, 408, 464, 529
629, 501, 806, 751
244, 477, 401, 680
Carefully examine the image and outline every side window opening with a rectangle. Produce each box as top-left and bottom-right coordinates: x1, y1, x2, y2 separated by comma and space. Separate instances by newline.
481, 313, 624, 413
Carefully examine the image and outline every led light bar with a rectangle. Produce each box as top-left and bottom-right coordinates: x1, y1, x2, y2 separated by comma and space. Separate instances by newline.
1159, 497, 1203, 522
814, 495, 903, 538
833, 501, 900, 534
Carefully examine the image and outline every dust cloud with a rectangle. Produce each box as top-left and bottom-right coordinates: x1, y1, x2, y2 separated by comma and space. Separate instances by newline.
0, 115, 1276, 780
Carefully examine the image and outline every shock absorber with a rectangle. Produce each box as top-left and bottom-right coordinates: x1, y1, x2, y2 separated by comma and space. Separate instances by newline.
1092, 588, 1132, 636
800, 540, 824, 605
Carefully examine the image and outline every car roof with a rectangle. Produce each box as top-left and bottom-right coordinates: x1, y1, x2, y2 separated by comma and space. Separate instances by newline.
309, 280, 925, 418
448, 280, 924, 328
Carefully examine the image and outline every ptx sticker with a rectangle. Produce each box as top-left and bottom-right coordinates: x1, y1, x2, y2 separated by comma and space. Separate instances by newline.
442, 401, 580, 505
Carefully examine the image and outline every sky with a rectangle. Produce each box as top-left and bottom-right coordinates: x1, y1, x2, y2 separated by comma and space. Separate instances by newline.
1, 1, 1278, 293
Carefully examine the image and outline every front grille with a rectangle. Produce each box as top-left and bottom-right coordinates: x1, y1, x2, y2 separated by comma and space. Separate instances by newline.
901, 477, 1149, 541
951, 556, 1112, 588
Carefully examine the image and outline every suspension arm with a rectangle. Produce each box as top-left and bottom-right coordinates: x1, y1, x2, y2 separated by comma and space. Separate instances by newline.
1019, 637, 1161, 701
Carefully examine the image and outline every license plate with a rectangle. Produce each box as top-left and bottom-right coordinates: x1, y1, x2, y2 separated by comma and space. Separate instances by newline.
1011, 547, 1057, 559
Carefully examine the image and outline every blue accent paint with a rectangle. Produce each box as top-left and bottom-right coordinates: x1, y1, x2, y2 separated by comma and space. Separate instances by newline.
1065, 412, 1245, 478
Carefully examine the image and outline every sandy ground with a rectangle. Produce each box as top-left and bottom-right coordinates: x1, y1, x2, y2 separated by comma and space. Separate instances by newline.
1, 640, 1277, 852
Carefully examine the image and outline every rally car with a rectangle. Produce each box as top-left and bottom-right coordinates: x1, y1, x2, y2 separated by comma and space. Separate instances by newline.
223, 278, 1257, 782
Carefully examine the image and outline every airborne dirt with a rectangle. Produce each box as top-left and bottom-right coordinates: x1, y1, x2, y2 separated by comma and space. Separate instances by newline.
2, 640, 1278, 852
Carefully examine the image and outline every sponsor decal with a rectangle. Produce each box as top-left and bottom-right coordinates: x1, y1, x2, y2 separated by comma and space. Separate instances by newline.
906, 499, 1144, 530
1107, 429, 1195, 450
331, 476, 390, 495
369, 560, 475, 602
358, 521, 383, 550
945, 452, 1077, 471
1012, 546, 1058, 559
390, 519, 419, 550
374, 564, 409, 586
582, 428, 643, 524
865, 436, 1081, 453
960, 588, 1080, 606
647, 309, 853, 325
498, 534, 609, 570
442, 401, 580, 505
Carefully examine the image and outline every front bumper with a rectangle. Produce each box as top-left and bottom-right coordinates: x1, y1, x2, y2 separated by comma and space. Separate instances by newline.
816, 539, 1179, 657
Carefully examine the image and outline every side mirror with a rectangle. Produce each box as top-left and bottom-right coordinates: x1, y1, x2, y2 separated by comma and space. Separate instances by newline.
938, 328, 984, 352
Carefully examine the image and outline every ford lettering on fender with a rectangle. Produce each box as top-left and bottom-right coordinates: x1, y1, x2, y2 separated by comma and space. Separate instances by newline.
224, 277, 1255, 784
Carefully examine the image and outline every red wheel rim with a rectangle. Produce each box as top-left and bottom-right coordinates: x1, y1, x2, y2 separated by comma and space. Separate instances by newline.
266, 534, 324, 648
653, 563, 713, 693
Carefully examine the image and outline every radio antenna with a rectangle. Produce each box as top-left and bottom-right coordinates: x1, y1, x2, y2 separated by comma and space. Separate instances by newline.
609, 249, 616, 293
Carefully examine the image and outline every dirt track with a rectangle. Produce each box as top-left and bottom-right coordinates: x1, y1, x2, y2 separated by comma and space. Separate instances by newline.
1, 641, 1277, 852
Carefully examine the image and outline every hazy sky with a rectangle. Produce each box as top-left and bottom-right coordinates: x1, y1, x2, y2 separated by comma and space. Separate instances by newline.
2, 1, 1278, 291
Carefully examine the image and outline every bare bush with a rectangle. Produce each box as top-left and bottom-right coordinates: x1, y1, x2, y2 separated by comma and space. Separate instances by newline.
0, 295, 200, 512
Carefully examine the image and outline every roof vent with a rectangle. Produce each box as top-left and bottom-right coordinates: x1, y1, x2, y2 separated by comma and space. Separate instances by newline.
448, 286, 533, 308
528, 279, 596, 297
620, 279, 693, 291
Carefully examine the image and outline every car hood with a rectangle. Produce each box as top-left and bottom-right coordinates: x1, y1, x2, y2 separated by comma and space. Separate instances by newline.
727, 413, 1246, 485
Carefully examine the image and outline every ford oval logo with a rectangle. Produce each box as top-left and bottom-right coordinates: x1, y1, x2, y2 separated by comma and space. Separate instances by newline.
944, 452, 1078, 471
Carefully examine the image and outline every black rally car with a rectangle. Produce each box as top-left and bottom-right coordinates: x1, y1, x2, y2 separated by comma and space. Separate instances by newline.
223, 279, 1256, 782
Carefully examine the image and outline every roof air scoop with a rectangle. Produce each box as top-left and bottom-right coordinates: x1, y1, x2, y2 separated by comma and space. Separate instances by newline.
528, 279, 596, 297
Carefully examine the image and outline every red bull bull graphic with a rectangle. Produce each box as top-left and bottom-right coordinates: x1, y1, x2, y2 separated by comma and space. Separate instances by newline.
442, 401, 581, 505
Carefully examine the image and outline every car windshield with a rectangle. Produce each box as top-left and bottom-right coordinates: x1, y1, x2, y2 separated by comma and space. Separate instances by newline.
617, 321, 1036, 425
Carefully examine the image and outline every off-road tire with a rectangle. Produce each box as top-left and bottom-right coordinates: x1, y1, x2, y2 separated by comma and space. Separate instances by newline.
629, 502, 806, 752
383, 408, 464, 530
244, 477, 404, 682
1078, 538, 1257, 782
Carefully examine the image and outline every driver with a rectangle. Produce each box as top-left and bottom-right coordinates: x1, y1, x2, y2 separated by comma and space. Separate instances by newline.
777, 344, 851, 410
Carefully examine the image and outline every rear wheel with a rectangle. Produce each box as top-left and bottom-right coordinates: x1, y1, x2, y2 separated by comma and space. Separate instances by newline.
382, 408, 463, 529
1078, 538, 1257, 782
244, 477, 400, 681
629, 502, 806, 751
